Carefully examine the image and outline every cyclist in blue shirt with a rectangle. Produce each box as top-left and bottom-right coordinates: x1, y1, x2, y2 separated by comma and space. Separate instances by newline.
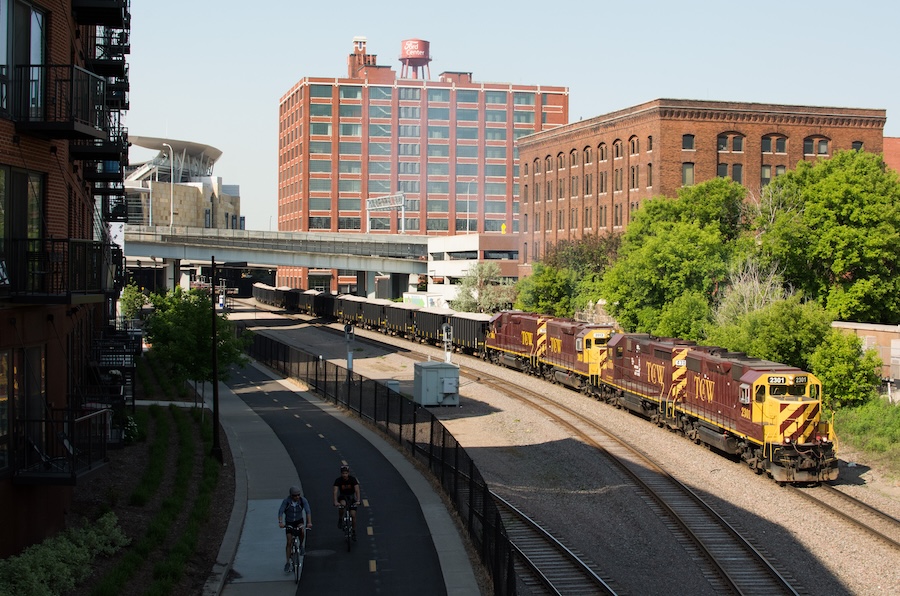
278, 485, 312, 572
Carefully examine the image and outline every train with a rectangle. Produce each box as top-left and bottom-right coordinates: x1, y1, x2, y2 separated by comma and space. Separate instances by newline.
251, 283, 839, 484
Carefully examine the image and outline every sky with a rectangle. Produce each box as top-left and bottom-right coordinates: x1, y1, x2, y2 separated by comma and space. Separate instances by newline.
126, 0, 900, 232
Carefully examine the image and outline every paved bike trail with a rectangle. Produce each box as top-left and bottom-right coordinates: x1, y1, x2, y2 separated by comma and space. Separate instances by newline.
204, 359, 479, 595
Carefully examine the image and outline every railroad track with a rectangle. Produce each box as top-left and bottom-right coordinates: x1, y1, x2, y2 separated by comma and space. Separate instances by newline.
491, 492, 618, 595
467, 369, 805, 596
789, 484, 900, 551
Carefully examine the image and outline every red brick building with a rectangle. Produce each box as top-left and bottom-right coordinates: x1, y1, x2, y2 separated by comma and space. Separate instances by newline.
277, 37, 567, 291
517, 99, 886, 275
884, 137, 900, 173
0, 0, 130, 556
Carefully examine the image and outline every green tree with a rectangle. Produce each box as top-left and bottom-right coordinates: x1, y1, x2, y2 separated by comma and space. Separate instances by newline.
808, 330, 882, 410
450, 262, 516, 313
654, 290, 712, 341
542, 233, 622, 277
705, 295, 832, 371
119, 282, 147, 320
600, 221, 728, 332
144, 288, 251, 387
514, 263, 578, 317
755, 150, 900, 323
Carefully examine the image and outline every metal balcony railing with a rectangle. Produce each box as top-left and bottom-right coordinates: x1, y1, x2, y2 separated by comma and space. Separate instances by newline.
3, 238, 122, 303
12, 408, 111, 485
72, 0, 131, 29
12, 64, 107, 140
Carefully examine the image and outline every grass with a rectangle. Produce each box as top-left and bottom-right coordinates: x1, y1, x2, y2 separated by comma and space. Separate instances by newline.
835, 395, 900, 479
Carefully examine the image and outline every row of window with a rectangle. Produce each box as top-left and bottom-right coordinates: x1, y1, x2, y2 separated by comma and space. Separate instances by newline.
306, 216, 515, 233
520, 201, 630, 234
524, 163, 654, 202
308, 85, 544, 106
526, 135, 865, 176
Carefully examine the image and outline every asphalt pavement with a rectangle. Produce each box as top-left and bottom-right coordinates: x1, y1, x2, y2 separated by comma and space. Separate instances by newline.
198, 359, 480, 595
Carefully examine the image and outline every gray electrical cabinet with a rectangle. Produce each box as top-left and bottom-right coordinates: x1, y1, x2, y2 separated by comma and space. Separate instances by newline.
413, 361, 460, 406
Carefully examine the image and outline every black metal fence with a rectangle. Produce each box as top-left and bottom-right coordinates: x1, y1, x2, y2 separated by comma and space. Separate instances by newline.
248, 331, 516, 596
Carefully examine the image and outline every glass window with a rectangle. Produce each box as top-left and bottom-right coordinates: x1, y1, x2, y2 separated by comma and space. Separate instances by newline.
339, 142, 361, 154
368, 123, 391, 137
369, 142, 391, 156
761, 165, 772, 186
775, 137, 786, 153
309, 178, 331, 192
682, 162, 694, 186
368, 179, 391, 193
428, 126, 449, 139
484, 182, 506, 195
369, 218, 390, 230
310, 104, 332, 117
427, 199, 449, 212
513, 111, 535, 124
485, 128, 507, 141
338, 181, 360, 194
817, 139, 828, 154
485, 201, 506, 214
308, 216, 331, 229
682, 134, 695, 150
339, 105, 362, 118
457, 145, 478, 158
428, 88, 450, 102
457, 163, 478, 176
852, 141, 864, 150
485, 164, 506, 177
804, 138, 814, 155
427, 181, 449, 194
369, 105, 392, 118
428, 107, 450, 120
309, 141, 331, 154
398, 87, 421, 100
513, 92, 535, 105
399, 125, 420, 137
340, 123, 361, 136
309, 85, 332, 98
457, 127, 479, 140
647, 136, 653, 151
428, 162, 449, 176
485, 109, 506, 122
339, 86, 362, 99
338, 217, 361, 230
368, 161, 390, 174
775, 165, 786, 176
309, 160, 332, 173
762, 137, 772, 153
427, 217, 449, 231
485, 146, 506, 159
717, 163, 728, 177
310, 122, 332, 136
457, 108, 479, 121
369, 86, 392, 100
339, 160, 361, 174
456, 90, 478, 103
428, 144, 449, 157
733, 136, 743, 152
399, 106, 420, 119
732, 164, 743, 184
485, 91, 507, 104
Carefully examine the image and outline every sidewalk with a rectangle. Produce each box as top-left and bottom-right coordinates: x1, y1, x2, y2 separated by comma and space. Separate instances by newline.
191, 361, 480, 595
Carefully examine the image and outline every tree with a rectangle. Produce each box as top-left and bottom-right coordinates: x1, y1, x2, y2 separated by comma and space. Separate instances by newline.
705, 295, 832, 372
808, 330, 882, 410
542, 233, 621, 277
713, 257, 791, 326
654, 290, 712, 341
514, 263, 578, 317
144, 288, 251, 387
600, 221, 728, 332
755, 150, 900, 323
118, 282, 147, 321
450, 262, 516, 313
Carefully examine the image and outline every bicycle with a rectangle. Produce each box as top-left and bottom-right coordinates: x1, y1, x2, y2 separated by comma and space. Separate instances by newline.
288, 526, 307, 583
339, 503, 354, 552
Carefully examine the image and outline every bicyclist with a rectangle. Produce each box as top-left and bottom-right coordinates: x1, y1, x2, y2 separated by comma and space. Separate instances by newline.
332, 465, 361, 540
278, 485, 312, 572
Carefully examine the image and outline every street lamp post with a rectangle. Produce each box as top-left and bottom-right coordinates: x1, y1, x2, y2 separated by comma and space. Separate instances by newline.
162, 142, 175, 230
466, 178, 475, 234
210, 255, 223, 463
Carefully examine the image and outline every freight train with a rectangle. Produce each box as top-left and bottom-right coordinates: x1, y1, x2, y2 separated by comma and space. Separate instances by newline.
252, 283, 839, 484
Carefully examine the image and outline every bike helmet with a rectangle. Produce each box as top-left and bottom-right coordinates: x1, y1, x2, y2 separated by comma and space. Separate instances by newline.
340, 465, 350, 473
289, 485, 302, 496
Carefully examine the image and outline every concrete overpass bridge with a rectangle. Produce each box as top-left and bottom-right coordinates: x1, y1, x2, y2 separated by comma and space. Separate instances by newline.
122, 226, 429, 293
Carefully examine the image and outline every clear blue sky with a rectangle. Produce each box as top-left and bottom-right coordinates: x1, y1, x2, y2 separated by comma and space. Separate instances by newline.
126, 0, 900, 231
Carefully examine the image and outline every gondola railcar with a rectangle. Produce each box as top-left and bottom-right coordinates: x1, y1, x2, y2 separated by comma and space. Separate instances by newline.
449, 312, 493, 355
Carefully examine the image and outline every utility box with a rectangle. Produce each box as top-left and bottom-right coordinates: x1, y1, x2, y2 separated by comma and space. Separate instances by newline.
413, 361, 459, 406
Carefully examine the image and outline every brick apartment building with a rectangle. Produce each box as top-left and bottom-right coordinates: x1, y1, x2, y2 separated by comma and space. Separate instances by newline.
277, 37, 567, 291
0, 0, 131, 556
517, 99, 886, 275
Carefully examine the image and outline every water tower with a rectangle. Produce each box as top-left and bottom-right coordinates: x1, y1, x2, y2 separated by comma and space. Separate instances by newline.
399, 39, 431, 79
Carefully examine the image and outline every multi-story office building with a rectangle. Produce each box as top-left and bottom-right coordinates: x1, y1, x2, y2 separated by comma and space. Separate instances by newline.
277, 37, 567, 291
517, 99, 886, 275
0, 0, 130, 556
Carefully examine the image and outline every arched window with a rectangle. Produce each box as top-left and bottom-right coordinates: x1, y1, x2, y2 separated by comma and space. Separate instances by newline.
598, 143, 607, 161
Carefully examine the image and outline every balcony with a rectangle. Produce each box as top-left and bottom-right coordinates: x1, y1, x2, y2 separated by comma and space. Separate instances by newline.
12, 65, 107, 140
12, 408, 111, 486
70, 114, 128, 162
72, 0, 131, 28
86, 28, 130, 79
93, 184, 129, 223
2, 239, 123, 304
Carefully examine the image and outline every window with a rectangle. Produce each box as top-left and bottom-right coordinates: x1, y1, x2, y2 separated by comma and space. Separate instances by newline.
368, 179, 391, 193
339, 142, 361, 155
485, 109, 506, 122
761, 165, 772, 186
339, 161, 361, 174
571, 175, 578, 196
310, 104, 332, 117
309, 178, 331, 192
485, 91, 507, 104
340, 123, 361, 136
732, 164, 743, 184
457, 145, 478, 158
339, 105, 362, 118
647, 136, 653, 151
339, 86, 362, 99
369, 105, 391, 118
308, 216, 331, 229
369, 86, 392, 100
338, 194, 360, 207
513, 92, 535, 105
338, 217, 361, 230
309, 85, 332, 98
399, 161, 420, 174
456, 89, 478, 103
630, 137, 639, 154
398, 87, 421, 100
428, 88, 450, 102
428, 144, 449, 157
485, 146, 506, 159
630, 166, 639, 189
513, 111, 535, 124
646, 163, 652, 187
775, 165, 785, 177
457, 109, 479, 121
310, 122, 332, 136
370, 142, 392, 156
557, 154, 564, 169
398, 143, 420, 156
309, 160, 332, 173
852, 141, 864, 151
485, 164, 506, 177
584, 147, 592, 164
427, 162, 448, 176
682, 134, 695, 150
428, 107, 450, 120
762, 137, 772, 153
309, 141, 331, 154
733, 136, 743, 152
682, 162, 694, 186
428, 125, 449, 139
817, 139, 829, 155
398, 125, 420, 137
599, 143, 607, 161
399, 106, 421, 119
485, 128, 507, 141
614, 141, 623, 158
775, 137, 786, 153
369, 123, 391, 137
717, 163, 728, 178
457, 127, 479, 140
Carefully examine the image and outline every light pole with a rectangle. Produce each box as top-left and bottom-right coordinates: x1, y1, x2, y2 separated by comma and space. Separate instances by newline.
465, 178, 475, 234
162, 142, 175, 230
